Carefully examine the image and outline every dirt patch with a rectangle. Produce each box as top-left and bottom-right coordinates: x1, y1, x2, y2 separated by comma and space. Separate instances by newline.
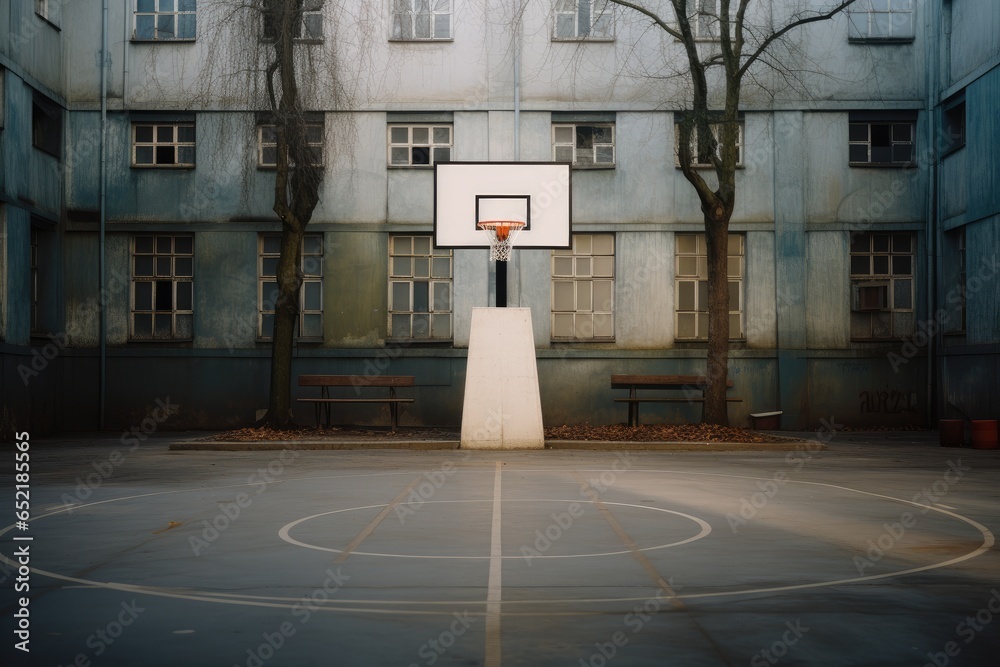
213, 423, 794, 443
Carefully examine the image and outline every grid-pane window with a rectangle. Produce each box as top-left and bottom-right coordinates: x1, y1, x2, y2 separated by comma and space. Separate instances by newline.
676, 120, 744, 167
258, 123, 324, 167
552, 123, 615, 167
388, 125, 452, 166
552, 234, 615, 340
848, 0, 914, 42
262, 0, 323, 41
133, 122, 195, 167
683, 0, 737, 40
849, 232, 915, 339
675, 234, 744, 340
134, 0, 197, 40
259, 233, 324, 340
131, 235, 194, 340
392, 0, 452, 40
849, 118, 914, 166
389, 236, 453, 340
553, 0, 612, 40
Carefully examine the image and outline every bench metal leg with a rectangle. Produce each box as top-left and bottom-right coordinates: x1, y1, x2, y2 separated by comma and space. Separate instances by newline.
629, 388, 638, 426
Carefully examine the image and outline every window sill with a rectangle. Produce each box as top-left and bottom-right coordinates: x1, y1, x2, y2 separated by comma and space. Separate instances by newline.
35, 12, 61, 31
388, 38, 454, 43
677, 164, 745, 170
257, 165, 325, 171
32, 146, 61, 160
387, 164, 437, 170
940, 143, 966, 160
847, 37, 915, 45
131, 164, 196, 170
571, 164, 615, 170
551, 37, 615, 43
848, 162, 916, 169
385, 338, 454, 345
131, 37, 197, 43
127, 338, 194, 345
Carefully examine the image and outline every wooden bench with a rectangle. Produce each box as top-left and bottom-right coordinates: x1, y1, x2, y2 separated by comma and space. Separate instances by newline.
611, 374, 742, 426
297, 375, 414, 431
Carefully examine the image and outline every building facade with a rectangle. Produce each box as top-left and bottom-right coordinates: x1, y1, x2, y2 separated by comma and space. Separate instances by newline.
2, 0, 998, 433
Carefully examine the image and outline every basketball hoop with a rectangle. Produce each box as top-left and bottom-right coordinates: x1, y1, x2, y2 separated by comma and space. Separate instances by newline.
477, 220, 526, 262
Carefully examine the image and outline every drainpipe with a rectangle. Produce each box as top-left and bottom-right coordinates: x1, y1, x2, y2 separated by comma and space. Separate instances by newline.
924, 0, 940, 425
99, 0, 109, 429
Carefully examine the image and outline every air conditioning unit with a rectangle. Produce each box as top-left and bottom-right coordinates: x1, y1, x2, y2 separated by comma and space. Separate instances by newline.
852, 282, 889, 311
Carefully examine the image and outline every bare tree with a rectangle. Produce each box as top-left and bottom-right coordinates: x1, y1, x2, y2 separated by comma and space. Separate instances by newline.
608, 0, 859, 425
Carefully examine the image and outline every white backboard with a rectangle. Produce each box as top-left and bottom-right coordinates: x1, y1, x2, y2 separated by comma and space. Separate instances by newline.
434, 162, 572, 249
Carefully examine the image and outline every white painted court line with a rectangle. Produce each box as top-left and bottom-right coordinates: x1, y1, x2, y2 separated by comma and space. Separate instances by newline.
485, 462, 503, 667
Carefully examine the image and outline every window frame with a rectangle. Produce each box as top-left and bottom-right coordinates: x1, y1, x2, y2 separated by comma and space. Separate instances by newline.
132, 121, 196, 168
387, 124, 452, 168
941, 93, 966, 157
551, 234, 615, 341
848, 113, 916, 167
552, 122, 616, 168
31, 91, 62, 159
552, 0, 614, 41
262, 0, 324, 42
674, 233, 745, 341
133, 0, 197, 42
257, 123, 325, 168
130, 234, 194, 341
674, 117, 744, 169
391, 0, 453, 41
388, 235, 454, 341
847, 0, 915, 43
849, 232, 915, 341
258, 233, 324, 341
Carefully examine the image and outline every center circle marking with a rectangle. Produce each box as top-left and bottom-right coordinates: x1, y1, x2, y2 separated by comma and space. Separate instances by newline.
277, 499, 713, 559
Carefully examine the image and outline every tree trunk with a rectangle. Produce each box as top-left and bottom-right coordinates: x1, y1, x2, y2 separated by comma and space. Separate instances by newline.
262, 223, 305, 428
703, 220, 730, 425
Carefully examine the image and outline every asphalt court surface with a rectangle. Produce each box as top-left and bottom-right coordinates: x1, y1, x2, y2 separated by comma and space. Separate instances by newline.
2, 432, 1000, 666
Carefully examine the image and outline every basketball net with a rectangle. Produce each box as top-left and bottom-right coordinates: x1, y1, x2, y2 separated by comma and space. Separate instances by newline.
478, 221, 525, 262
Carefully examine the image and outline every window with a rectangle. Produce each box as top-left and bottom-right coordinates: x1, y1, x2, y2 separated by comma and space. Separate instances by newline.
552, 123, 615, 167
849, 113, 915, 166
388, 124, 451, 166
675, 116, 744, 168
259, 233, 323, 340
32, 92, 62, 159
35, 0, 48, 19
389, 236, 453, 339
684, 0, 737, 41
946, 228, 966, 334
262, 0, 323, 41
553, 0, 612, 40
848, 0, 914, 42
942, 94, 966, 155
552, 234, 614, 340
134, 0, 197, 41
391, 0, 452, 40
258, 123, 324, 167
132, 122, 195, 167
675, 234, 744, 340
849, 232, 914, 339
131, 235, 194, 340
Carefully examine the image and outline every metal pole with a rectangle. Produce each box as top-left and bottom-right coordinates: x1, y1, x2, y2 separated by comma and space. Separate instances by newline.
99, 0, 109, 429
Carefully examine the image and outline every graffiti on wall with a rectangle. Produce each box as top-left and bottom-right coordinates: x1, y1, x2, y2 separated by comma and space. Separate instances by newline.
859, 390, 919, 414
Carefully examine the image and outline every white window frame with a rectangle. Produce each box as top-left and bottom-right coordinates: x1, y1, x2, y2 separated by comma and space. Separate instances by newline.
132, 122, 195, 168
133, 0, 197, 41
849, 232, 915, 340
131, 234, 194, 340
388, 124, 452, 167
551, 234, 615, 341
674, 233, 744, 341
675, 119, 744, 168
257, 123, 324, 168
679, 0, 738, 41
552, 0, 614, 41
391, 0, 453, 41
258, 233, 324, 340
848, 0, 915, 43
848, 117, 914, 166
389, 236, 453, 340
552, 123, 615, 168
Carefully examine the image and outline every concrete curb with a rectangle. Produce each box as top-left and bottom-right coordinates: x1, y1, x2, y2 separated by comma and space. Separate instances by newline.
170, 439, 822, 452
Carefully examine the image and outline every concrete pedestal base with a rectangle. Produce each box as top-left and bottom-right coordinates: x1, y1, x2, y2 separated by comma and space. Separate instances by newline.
460, 307, 544, 449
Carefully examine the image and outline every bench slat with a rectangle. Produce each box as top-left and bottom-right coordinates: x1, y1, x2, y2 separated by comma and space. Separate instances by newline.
297, 398, 414, 403
611, 374, 733, 388
613, 398, 743, 403
298, 375, 414, 388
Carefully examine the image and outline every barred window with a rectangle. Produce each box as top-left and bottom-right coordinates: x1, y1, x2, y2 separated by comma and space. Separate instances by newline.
389, 236, 453, 340
552, 234, 614, 340
131, 234, 194, 340
675, 234, 744, 340
259, 233, 324, 340
849, 115, 914, 166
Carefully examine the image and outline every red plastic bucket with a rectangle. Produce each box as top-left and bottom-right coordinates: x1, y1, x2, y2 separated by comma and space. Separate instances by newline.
971, 420, 998, 450
938, 419, 965, 448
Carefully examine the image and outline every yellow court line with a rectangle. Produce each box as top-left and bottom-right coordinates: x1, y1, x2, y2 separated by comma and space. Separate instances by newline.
485, 461, 503, 667
334, 476, 424, 564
